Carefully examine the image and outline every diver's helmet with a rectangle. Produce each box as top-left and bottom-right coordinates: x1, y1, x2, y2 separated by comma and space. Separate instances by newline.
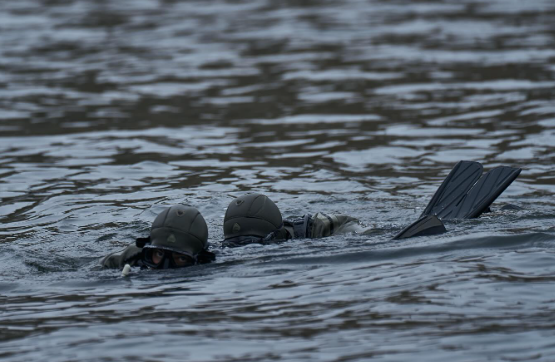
142, 205, 209, 268
223, 194, 283, 241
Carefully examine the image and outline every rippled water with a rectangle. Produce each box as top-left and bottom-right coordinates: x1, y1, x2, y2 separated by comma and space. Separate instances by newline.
1, 0, 555, 361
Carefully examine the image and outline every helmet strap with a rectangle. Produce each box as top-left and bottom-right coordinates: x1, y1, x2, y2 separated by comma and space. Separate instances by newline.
263, 223, 289, 242
135, 236, 151, 248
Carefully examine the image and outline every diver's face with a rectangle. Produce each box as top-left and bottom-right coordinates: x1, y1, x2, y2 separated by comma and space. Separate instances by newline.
151, 249, 165, 265
151, 249, 195, 268
171, 252, 195, 267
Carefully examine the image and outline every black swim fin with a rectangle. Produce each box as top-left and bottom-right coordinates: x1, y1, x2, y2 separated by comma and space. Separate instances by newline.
420, 161, 483, 218
447, 165, 521, 219
422, 161, 521, 220
393, 215, 447, 240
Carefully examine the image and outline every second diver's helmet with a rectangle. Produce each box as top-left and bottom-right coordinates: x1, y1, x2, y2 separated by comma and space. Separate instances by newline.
223, 193, 283, 244
140, 205, 213, 268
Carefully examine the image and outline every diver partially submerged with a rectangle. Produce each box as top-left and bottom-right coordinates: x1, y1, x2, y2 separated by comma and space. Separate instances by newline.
221, 160, 522, 244
101, 205, 215, 269
221, 193, 364, 247
101, 160, 522, 270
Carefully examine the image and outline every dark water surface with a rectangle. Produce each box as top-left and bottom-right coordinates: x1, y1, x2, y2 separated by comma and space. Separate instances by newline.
1, 0, 555, 361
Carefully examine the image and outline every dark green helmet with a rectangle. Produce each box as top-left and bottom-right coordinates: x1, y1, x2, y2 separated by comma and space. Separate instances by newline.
145, 205, 208, 257
224, 194, 283, 240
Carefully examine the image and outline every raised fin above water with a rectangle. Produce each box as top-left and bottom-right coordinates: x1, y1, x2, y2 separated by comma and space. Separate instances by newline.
447, 165, 521, 219
393, 215, 447, 240
422, 161, 521, 220
420, 161, 483, 218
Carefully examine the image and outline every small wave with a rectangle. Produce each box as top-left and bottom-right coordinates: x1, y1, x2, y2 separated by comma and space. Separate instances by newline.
280, 232, 555, 265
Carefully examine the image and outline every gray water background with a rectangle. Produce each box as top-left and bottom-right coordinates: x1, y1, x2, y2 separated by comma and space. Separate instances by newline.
1, 0, 555, 361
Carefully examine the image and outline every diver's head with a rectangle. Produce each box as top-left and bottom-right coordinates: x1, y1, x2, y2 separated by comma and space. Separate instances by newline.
223, 193, 285, 245
141, 205, 210, 269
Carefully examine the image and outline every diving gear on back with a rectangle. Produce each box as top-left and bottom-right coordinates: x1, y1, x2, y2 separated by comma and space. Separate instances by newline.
282, 213, 357, 240
101, 205, 215, 269
310, 213, 360, 237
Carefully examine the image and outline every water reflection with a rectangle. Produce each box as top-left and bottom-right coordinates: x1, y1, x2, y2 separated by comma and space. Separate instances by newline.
1, 0, 555, 361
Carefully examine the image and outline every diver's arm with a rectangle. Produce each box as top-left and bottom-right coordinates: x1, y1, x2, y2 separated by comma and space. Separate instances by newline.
310, 213, 361, 238
100, 244, 143, 269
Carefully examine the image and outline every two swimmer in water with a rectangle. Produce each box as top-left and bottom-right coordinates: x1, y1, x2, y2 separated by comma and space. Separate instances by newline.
101, 161, 521, 271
